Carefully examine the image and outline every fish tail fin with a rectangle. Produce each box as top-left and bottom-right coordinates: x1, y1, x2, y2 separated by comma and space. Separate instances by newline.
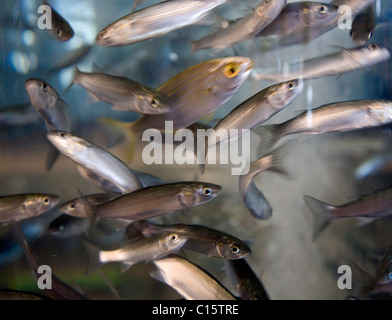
131, 220, 158, 236
82, 240, 104, 275
266, 141, 293, 178
253, 125, 281, 156
63, 67, 81, 95
303, 195, 334, 242
98, 117, 137, 163
45, 144, 60, 171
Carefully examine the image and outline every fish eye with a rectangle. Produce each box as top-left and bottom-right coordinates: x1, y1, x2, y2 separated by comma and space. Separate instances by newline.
150, 98, 158, 108
202, 188, 213, 196
223, 63, 241, 78
170, 233, 178, 241
42, 197, 51, 205
368, 43, 379, 51
57, 29, 63, 37
319, 5, 328, 14
68, 203, 76, 211
231, 245, 240, 254
40, 81, 48, 92
287, 81, 296, 91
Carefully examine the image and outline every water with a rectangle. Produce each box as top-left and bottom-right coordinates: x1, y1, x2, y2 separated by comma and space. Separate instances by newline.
1, 0, 392, 300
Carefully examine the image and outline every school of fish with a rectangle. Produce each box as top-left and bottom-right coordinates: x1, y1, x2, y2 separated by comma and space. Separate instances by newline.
0, 0, 392, 300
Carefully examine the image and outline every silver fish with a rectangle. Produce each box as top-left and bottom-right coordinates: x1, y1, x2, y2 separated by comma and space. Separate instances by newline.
0, 193, 59, 224
239, 143, 290, 220
96, 0, 229, 47
209, 79, 303, 148
24, 78, 71, 132
47, 131, 143, 194
255, 100, 392, 152
304, 187, 392, 241
350, 5, 376, 45
72, 68, 173, 115
60, 193, 120, 218
25, 78, 72, 170
255, 1, 340, 37
80, 181, 221, 223
151, 254, 236, 300
43, 0, 74, 41
83, 232, 188, 274
132, 220, 251, 259
191, 0, 287, 52
253, 44, 390, 82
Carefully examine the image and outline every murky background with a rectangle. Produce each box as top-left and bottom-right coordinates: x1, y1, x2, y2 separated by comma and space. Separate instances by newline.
1, 0, 392, 300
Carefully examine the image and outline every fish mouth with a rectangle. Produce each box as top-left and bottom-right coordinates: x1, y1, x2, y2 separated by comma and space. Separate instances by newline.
96, 30, 110, 43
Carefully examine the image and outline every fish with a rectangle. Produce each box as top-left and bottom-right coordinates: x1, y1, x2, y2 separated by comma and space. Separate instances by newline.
350, 5, 376, 45
24, 78, 72, 132
46, 131, 143, 194
225, 258, 270, 300
11, 223, 89, 300
83, 232, 188, 274
304, 187, 392, 241
49, 214, 90, 238
191, 0, 287, 52
25, 78, 73, 170
71, 68, 173, 115
79, 181, 221, 225
42, 0, 74, 41
255, 1, 340, 38
252, 44, 390, 82
100, 56, 253, 158
238, 143, 291, 220
151, 254, 236, 300
208, 79, 303, 149
0, 193, 59, 225
96, 0, 229, 47
59, 193, 121, 218
132, 220, 251, 259
254, 100, 392, 153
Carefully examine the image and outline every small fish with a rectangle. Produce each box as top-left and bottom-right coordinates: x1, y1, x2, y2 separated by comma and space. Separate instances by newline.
24, 78, 71, 132
83, 232, 188, 274
49, 214, 90, 238
24, 78, 72, 171
11, 223, 89, 300
79, 181, 221, 224
60, 193, 120, 218
151, 254, 236, 300
47, 131, 143, 194
71, 68, 173, 115
42, 0, 74, 41
132, 220, 251, 259
191, 0, 287, 52
239, 143, 290, 220
0, 194, 59, 225
254, 100, 392, 153
255, 1, 340, 38
252, 44, 390, 82
96, 0, 229, 47
208, 79, 303, 148
100, 56, 253, 150
304, 187, 392, 241
350, 5, 376, 45
225, 258, 270, 300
